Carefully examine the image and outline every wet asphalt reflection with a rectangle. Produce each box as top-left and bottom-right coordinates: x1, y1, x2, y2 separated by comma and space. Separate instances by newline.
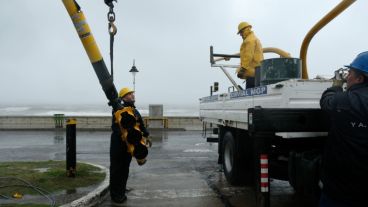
0, 130, 318, 207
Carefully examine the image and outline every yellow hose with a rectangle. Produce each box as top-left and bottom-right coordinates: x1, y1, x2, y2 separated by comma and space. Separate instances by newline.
263, 47, 291, 58
300, 0, 356, 79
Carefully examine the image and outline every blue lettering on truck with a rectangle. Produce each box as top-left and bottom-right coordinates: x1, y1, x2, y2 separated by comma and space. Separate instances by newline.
230, 86, 267, 99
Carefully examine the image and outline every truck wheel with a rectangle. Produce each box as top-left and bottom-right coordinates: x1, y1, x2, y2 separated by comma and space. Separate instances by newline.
222, 131, 241, 185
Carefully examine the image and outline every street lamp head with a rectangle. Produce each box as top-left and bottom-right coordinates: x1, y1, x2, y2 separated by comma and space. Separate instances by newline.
129, 59, 139, 74
129, 59, 139, 91
129, 65, 139, 73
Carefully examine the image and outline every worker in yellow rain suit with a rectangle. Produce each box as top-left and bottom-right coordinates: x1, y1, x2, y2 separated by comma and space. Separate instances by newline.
110, 87, 150, 205
236, 22, 264, 88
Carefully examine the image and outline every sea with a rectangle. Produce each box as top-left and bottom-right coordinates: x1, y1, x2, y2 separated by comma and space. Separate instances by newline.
0, 104, 199, 117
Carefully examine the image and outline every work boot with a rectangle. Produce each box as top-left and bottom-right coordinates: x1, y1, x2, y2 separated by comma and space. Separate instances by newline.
111, 195, 127, 206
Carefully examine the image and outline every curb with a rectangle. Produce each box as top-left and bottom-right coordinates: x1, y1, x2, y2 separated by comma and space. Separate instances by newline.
60, 162, 109, 207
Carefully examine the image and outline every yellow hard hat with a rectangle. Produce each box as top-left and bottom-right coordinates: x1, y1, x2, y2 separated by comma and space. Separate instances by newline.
237, 22, 252, 34
119, 87, 134, 98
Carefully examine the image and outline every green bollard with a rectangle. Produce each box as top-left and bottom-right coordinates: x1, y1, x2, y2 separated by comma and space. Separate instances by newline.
54, 114, 65, 128
53, 114, 58, 128
54, 114, 64, 128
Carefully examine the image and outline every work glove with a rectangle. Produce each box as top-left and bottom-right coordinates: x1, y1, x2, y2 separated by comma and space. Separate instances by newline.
236, 67, 246, 79
333, 68, 348, 81
332, 79, 344, 87
332, 68, 348, 87
144, 136, 153, 148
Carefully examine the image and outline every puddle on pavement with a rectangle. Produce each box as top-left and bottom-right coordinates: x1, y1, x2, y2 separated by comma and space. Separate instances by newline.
53, 129, 64, 144
183, 149, 213, 153
0, 182, 100, 206
149, 131, 168, 143
33, 167, 50, 173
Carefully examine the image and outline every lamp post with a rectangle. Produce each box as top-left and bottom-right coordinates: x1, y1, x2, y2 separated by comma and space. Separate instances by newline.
129, 59, 139, 91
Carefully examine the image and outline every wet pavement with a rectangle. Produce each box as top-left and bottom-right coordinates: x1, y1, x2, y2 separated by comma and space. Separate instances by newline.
0, 130, 318, 207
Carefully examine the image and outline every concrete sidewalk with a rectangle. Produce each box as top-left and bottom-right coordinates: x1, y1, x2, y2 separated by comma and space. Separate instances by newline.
0, 130, 315, 207
0, 130, 226, 206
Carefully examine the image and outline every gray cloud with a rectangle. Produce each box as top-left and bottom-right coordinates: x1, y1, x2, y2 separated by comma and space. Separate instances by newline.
1, 0, 367, 107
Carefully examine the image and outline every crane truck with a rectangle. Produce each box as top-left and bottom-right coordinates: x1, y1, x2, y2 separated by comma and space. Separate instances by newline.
199, 1, 356, 207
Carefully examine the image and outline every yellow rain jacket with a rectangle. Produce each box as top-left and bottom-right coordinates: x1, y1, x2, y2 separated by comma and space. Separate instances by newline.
238, 31, 263, 78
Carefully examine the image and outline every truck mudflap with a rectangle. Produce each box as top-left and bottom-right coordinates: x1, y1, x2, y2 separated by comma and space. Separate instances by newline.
248, 107, 330, 133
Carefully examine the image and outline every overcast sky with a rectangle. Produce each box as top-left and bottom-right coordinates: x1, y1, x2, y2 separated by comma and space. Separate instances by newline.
1, 0, 367, 107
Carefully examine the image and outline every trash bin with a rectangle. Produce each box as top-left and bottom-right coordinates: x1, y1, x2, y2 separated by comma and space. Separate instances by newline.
54, 114, 65, 128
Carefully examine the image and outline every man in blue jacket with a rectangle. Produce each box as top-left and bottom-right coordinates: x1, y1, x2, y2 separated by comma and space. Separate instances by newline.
320, 51, 368, 207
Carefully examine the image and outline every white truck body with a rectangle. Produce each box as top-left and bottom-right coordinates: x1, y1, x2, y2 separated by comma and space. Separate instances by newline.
199, 79, 333, 137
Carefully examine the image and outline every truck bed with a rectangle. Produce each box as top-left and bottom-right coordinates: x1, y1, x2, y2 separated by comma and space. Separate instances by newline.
199, 79, 332, 137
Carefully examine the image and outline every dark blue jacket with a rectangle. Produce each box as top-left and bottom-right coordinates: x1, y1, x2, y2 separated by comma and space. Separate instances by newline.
320, 83, 368, 206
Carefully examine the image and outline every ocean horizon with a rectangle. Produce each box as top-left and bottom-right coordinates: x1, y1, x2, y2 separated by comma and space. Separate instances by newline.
0, 104, 199, 117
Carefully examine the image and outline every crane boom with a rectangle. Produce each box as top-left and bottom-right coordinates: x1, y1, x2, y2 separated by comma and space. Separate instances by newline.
62, 0, 121, 110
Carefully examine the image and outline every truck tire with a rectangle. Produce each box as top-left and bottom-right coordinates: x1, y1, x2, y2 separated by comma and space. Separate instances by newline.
289, 150, 322, 196
236, 129, 254, 185
222, 131, 242, 185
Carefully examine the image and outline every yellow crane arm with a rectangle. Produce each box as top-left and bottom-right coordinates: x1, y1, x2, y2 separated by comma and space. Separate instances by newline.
62, 0, 121, 110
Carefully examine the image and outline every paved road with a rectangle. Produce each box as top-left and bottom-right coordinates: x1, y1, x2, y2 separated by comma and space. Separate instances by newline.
0, 130, 318, 207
